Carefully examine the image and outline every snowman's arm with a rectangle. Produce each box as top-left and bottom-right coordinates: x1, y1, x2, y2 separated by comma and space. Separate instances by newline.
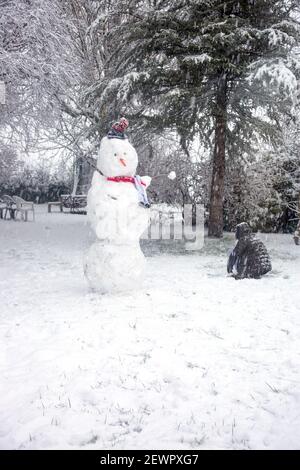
141, 176, 151, 188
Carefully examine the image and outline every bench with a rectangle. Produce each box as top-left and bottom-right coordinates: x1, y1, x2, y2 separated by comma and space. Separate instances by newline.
60, 194, 87, 214
48, 201, 63, 213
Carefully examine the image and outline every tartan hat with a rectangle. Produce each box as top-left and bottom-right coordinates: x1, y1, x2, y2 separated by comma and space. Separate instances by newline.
107, 117, 129, 140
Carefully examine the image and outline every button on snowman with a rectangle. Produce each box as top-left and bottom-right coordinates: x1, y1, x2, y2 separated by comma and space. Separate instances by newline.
84, 118, 151, 293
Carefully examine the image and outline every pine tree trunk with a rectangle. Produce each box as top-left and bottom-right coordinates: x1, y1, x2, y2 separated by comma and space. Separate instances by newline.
208, 73, 228, 238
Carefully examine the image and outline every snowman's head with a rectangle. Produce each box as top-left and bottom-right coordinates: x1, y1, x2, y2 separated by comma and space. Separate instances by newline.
97, 136, 138, 177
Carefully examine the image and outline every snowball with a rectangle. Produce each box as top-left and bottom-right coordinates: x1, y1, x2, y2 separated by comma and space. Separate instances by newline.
168, 171, 176, 180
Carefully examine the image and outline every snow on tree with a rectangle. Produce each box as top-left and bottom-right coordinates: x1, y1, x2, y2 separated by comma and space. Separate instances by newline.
93, 0, 300, 236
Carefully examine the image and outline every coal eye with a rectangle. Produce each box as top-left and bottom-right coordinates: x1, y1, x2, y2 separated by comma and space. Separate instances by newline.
114, 153, 117, 156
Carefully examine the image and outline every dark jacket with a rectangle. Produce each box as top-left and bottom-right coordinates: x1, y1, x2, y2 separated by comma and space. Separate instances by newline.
227, 223, 272, 279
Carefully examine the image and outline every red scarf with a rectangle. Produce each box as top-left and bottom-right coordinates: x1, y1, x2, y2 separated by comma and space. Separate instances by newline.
107, 176, 146, 186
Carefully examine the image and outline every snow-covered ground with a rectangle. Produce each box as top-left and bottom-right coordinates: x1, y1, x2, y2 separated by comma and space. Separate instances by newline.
0, 205, 299, 450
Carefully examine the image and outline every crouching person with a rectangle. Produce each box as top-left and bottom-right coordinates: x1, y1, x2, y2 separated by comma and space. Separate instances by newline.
227, 222, 272, 279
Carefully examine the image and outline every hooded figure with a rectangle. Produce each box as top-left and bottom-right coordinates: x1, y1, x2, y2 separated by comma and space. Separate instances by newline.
227, 222, 272, 279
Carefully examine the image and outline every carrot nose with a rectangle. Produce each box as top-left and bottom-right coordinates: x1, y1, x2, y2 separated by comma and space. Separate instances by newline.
119, 158, 127, 167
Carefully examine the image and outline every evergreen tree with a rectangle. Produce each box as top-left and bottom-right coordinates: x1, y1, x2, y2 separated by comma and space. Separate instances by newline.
95, 0, 299, 236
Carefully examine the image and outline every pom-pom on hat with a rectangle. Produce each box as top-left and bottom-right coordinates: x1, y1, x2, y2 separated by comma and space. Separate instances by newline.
107, 117, 129, 140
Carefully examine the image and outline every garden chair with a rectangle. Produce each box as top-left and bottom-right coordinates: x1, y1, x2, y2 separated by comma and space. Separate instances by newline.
12, 196, 35, 222
0, 195, 17, 220
0, 198, 5, 219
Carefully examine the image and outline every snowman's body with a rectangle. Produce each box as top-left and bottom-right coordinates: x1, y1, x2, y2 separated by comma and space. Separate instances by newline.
84, 135, 150, 293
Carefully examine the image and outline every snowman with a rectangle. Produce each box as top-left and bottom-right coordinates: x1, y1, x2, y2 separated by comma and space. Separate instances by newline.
84, 118, 151, 293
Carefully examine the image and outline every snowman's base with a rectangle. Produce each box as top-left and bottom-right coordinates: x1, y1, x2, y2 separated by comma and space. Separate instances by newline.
84, 241, 146, 294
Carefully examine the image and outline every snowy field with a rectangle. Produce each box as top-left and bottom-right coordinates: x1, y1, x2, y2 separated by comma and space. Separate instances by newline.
0, 205, 300, 450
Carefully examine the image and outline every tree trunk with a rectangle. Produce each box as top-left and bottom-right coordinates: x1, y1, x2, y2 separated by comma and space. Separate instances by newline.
208, 73, 228, 238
